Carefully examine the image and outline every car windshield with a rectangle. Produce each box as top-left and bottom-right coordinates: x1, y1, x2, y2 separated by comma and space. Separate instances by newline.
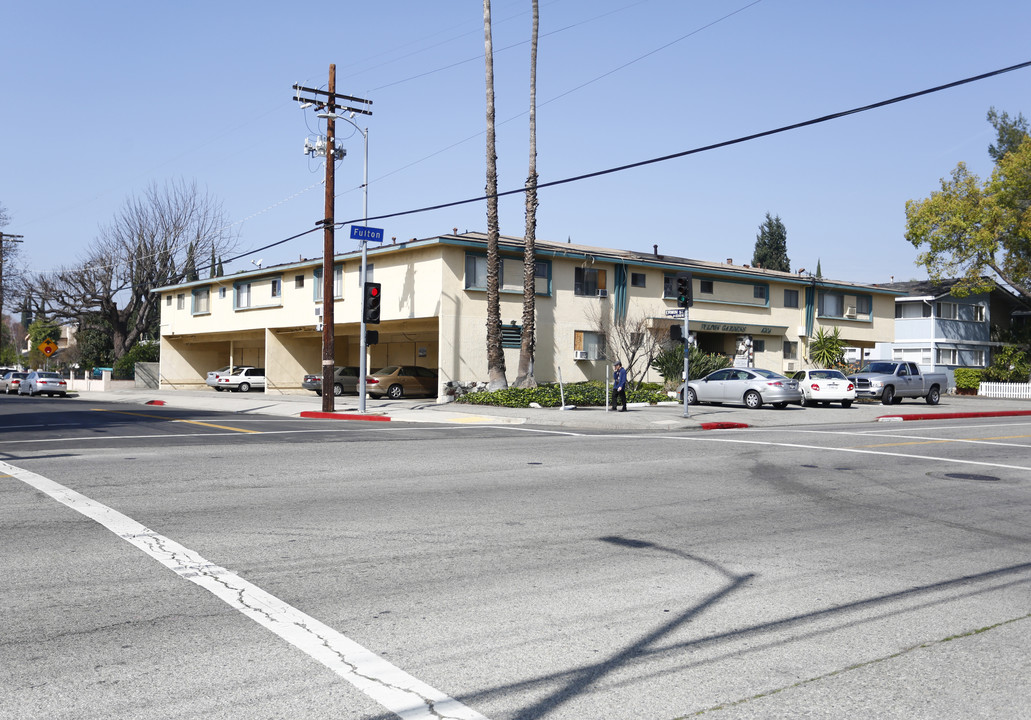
38, 372, 62, 379
860, 362, 897, 374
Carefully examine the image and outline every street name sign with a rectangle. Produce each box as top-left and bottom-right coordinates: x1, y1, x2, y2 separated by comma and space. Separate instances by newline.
350, 225, 384, 242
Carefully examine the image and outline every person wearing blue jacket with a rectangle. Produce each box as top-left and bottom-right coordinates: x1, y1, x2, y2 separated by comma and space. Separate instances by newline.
612, 360, 628, 412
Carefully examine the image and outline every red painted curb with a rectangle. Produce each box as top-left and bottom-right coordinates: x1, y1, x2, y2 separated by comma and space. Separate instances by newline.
877, 410, 1031, 422
145, 400, 166, 405
700, 422, 750, 430
299, 411, 391, 422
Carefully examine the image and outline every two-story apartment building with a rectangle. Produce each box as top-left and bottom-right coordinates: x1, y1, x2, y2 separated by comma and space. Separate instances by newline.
869, 279, 1030, 388
154, 232, 899, 395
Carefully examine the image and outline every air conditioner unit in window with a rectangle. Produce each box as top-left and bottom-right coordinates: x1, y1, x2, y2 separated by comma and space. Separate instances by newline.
573, 350, 589, 360
786, 362, 795, 372
844, 306, 857, 318
597, 289, 608, 298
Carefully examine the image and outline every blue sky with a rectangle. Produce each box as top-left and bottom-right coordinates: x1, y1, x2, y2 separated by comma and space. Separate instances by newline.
3, 0, 1030, 285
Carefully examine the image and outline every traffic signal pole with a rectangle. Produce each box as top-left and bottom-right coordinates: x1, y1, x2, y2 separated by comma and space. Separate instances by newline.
676, 272, 692, 418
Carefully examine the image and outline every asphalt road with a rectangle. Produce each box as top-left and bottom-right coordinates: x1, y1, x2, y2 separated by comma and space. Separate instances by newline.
1, 397, 1029, 719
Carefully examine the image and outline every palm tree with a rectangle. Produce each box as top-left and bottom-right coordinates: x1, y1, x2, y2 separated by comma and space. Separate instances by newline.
483, 0, 507, 390
515, 0, 539, 388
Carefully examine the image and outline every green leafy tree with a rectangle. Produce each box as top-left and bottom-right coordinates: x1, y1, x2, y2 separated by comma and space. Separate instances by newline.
982, 346, 1030, 382
808, 326, 846, 368
906, 112, 1031, 302
113, 339, 159, 378
651, 341, 730, 386
987, 107, 1029, 163
752, 212, 790, 272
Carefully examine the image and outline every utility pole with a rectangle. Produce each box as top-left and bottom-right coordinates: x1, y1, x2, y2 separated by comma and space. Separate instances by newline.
294, 68, 372, 413
0, 232, 24, 362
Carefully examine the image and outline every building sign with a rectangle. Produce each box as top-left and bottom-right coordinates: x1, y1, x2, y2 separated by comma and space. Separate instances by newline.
695, 322, 787, 336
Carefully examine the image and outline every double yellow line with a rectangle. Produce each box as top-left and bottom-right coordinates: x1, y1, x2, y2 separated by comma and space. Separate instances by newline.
94, 409, 261, 434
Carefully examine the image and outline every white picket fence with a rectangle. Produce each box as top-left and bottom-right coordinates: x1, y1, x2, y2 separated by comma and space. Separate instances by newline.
978, 381, 1031, 400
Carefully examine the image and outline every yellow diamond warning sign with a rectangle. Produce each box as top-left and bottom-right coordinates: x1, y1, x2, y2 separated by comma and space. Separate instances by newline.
38, 339, 59, 357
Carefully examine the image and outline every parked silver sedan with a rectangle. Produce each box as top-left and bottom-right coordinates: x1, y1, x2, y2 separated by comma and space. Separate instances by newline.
680, 367, 802, 409
18, 371, 68, 397
1, 371, 28, 394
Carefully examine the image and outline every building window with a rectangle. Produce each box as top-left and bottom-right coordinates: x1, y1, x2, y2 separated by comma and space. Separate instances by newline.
973, 305, 985, 322
893, 347, 932, 365
465, 254, 550, 294
313, 266, 344, 300
753, 339, 766, 352
501, 324, 522, 348
856, 295, 872, 315
573, 330, 606, 360
271, 278, 281, 298
936, 348, 958, 365
971, 350, 985, 366
700, 279, 714, 294
219, 287, 227, 299
176, 294, 185, 310
192, 287, 210, 315
937, 302, 959, 320
753, 285, 767, 301
819, 291, 845, 317
783, 289, 799, 308
295, 275, 304, 289
166, 295, 172, 307
236, 282, 252, 309
783, 341, 797, 359
896, 302, 931, 318
631, 272, 646, 288
574, 267, 606, 296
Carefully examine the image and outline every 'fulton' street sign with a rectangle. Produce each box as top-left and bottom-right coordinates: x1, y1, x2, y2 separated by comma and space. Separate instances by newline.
350, 225, 384, 242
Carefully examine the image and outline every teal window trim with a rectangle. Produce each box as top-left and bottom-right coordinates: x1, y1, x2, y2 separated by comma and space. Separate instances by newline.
313, 264, 345, 300
464, 251, 552, 296
191, 285, 211, 316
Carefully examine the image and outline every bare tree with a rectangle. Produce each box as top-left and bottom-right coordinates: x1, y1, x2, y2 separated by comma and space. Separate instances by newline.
37, 179, 236, 360
585, 305, 664, 390
515, 0, 540, 389
483, 0, 508, 390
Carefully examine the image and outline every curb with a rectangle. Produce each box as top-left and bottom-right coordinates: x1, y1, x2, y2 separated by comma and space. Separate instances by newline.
299, 411, 391, 422
877, 410, 1031, 422
699, 422, 750, 430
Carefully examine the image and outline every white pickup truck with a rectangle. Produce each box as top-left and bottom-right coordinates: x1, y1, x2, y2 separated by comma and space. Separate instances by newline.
848, 361, 947, 405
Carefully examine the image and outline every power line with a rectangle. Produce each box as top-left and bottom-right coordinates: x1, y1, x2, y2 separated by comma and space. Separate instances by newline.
330, 59, 1031, 229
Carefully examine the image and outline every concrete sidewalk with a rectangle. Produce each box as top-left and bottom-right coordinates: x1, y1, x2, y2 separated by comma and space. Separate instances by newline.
63, 387, 1031, 431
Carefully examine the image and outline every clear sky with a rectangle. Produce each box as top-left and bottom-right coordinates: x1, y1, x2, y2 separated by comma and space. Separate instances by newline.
3, 1, 1030, 285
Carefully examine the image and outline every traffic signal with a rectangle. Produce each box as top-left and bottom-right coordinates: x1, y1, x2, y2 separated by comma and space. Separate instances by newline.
365, 330, 379, 345
676, 272, 692, 308
363, 282, 381, 324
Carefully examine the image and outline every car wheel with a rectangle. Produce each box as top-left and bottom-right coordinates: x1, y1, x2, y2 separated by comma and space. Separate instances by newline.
744, 390, 762, 409
333, 383, 343, 397
773, 402, 788, 409
387, 384, 404, 399
800, 395, 811, 407
314, 389, 322, 397
238, 382, 250, 393
892, 396, 903, 404
841, 399, 853, 408
215, 387, 223, 392
687, 387, 698, 405
925, 386, 940, 405
881, 386, 895, 405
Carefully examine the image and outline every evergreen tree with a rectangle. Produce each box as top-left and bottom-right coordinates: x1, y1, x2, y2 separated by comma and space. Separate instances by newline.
751, 212, 791, 272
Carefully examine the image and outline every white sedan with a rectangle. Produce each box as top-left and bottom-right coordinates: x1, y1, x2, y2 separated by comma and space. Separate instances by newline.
791, 369, 856, 407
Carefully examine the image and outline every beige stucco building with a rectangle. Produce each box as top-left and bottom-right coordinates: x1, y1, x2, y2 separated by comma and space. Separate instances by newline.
154, 232, 898, 395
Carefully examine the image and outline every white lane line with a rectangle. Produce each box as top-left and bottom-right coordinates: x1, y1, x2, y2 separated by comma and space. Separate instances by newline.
1, 460, 488, 720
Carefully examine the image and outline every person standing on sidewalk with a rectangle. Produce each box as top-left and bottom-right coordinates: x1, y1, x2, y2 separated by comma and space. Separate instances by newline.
612, 361, 628, 412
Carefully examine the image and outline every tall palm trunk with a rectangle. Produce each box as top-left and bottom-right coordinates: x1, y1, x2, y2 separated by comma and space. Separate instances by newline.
515, 0, 539, 388
483, 0, 507, 390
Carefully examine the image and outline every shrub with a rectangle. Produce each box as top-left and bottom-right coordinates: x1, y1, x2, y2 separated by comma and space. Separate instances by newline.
457, 381, 669, 408
651, 343, 731, 386
953, 367, 983, 391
